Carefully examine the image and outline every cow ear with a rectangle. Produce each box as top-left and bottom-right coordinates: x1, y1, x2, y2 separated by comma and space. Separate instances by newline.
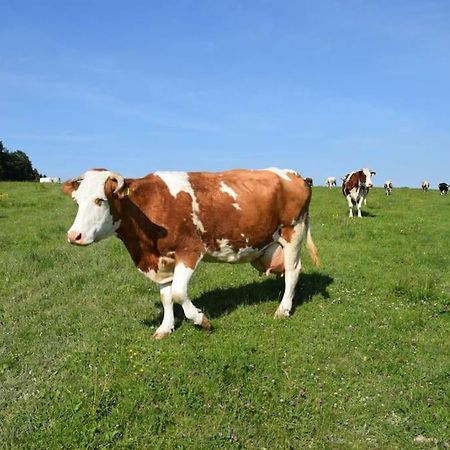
371, 171, 376, 176
106, 172, 128, 199
62, 177, 83, 196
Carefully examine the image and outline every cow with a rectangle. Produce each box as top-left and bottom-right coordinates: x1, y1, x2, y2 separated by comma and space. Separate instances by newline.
439, 182, 449, 195
421, 180, 430, 192
40, 177, 61, 183
342, 168, 376, 217
325, 176, 336, 188
305, 177, 313, 187
384, 180, 393, 196
63, 168, 320, 339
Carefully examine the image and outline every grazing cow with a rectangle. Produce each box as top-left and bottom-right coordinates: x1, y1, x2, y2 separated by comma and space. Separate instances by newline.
63, 168, 320, 339
384, 180, 393, 196
342, 168, 376, 217
305, 177, 313, 186
439, 182, 449, 195
325, 176, 336, 188
421, 180, 430, 192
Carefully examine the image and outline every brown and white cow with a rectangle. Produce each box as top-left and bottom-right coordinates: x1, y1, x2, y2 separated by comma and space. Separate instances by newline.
63, 168, 320, 339
421, 180, 430, 192
384, 180, 393, 196
342, 168, 375, 217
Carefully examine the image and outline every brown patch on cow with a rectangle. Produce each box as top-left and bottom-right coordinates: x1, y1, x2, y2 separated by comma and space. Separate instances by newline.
186, 170, 311, 255
280, 226, 295, 243
342, 171, 366, 196
104, 174, 203, 274
62, 179, 80, 196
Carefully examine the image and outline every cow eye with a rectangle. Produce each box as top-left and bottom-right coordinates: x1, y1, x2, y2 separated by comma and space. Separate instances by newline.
94, 198, 105, 206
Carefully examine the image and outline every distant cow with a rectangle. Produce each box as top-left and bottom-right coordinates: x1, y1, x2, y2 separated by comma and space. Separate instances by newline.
325, 176, 336, 188
439, 183, 449, 195
421, 180, 430, 192
40, 177, 61, 183
384, 181, 393, 196
342, 168, 376, 217
63, 168, 320, 339
305, 177, 313, 186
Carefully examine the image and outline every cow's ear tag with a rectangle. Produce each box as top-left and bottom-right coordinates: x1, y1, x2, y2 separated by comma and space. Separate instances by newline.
122, 187, 130, 197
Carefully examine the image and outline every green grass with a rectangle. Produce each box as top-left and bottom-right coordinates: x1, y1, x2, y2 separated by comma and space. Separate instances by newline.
0, 182, 449, 449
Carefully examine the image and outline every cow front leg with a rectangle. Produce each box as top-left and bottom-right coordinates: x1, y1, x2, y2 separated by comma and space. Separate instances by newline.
357, 197, 364, 218
172, 262, 211, 331
153, 282, 175, 339
346, 195, 354, 217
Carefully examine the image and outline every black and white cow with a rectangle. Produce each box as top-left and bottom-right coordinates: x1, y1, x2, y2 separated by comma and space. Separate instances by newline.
438, 183, 449, 195
384, 180, 393, 196
421, 181, 430, 192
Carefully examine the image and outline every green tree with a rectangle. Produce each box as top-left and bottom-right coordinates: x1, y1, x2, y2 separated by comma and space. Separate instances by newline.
0, 141, 42, 181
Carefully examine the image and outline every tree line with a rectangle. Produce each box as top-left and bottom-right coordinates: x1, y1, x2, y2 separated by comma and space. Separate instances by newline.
0, 141, 44, 181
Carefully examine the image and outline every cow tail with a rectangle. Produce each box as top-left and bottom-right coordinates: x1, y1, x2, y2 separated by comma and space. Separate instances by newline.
305, 212, 320, 267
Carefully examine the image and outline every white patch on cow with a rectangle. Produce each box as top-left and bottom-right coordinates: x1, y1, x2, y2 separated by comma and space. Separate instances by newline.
69, 170, 121, 244
203, 238, 261, 263
155, 171, 206, 233
220, 181, 238, 200
219, 181, 241, 210
265, 167, 296, 181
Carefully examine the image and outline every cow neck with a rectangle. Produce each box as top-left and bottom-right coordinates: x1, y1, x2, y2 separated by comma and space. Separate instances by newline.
109, 186, 165, 271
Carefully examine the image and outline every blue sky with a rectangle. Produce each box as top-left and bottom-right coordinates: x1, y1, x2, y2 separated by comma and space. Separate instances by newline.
1, 0, 449, 187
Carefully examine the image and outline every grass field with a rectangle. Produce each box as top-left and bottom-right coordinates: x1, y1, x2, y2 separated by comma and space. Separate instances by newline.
0, 181, 449, 449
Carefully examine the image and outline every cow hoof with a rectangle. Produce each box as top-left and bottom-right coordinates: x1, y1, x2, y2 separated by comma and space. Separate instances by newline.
199, 315, 212, 331
274, 307, 290, 319
152, 330, 171, 340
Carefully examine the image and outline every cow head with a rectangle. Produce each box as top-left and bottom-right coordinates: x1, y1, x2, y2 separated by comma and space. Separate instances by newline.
62, 169, 126, 245
361, 168, 375, 189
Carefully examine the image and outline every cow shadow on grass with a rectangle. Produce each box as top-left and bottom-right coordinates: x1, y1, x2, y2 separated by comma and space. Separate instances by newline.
142, 272, 333, 327
361, 210, 376, 218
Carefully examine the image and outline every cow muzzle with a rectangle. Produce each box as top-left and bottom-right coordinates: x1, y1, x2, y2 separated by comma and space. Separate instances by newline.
67, 230, 85, 245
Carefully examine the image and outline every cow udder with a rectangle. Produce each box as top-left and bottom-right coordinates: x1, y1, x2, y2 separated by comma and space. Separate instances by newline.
251, 242, 285, 276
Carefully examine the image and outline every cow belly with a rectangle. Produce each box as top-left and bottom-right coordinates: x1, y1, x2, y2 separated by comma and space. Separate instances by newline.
251, 242, 285, 275
203, 242, 262, 263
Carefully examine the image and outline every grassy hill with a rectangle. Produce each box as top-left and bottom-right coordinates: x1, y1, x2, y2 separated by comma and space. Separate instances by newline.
0, 182, 449, 448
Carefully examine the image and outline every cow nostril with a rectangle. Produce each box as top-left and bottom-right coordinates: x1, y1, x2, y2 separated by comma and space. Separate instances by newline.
68, 230, 83, 243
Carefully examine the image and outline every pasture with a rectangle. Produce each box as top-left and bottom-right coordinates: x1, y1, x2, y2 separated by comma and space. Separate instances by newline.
0, 181, 449, 448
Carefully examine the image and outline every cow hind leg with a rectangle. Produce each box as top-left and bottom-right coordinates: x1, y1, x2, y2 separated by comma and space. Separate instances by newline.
357, 197, 365, 218
171, 262, 211, 331
274, 220, 305, 318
